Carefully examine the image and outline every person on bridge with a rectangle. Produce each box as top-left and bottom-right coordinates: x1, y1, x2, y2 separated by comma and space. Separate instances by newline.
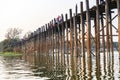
100, 0, 104, 4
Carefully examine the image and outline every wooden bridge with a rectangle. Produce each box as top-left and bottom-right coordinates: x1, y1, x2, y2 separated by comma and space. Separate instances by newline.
13, 0, 120, 63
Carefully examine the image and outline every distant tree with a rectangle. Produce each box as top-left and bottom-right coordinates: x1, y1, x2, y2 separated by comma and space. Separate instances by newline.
23, 31, 32, 39
5, 28, 22, 39
2, 39, 18, 52
2, 28, 22, 52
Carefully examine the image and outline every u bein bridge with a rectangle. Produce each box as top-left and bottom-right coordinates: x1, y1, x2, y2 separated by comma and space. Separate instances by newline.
13, 0, 120, 72
13, 0, 120, 60
13, 0, 120, 54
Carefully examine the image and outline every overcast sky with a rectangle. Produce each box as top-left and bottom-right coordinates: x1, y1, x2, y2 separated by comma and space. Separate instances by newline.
0, 0, 96, 41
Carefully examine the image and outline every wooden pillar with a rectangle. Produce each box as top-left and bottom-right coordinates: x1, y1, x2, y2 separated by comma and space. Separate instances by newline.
61, 14, 65, 65
74, 5, 78, 57
105, 0, 110, 53
73, 14, 77, 73
94, 16, 97, 54
117, 0, 120, 53
45, 24, 49, 64
80, 2, 85, 55
54, 19, 58, 65
45, 24, 48, 54
86, 0, 92, 78
65, 14, 69, 64
80, 2, 86, 79
96, 0, 100, 54
57, 19, 60, 64
51, 20, 55, 64
41, 27, 43, 59
38, 28, 40, 55
101, 14, 105, 53
109, 11, 113, 53
69, 9, 74, 54
86, 0, 91, 57
39, 28, 41, 63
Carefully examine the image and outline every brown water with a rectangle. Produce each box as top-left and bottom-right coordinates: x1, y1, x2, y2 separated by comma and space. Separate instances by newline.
0, 51, 120, 80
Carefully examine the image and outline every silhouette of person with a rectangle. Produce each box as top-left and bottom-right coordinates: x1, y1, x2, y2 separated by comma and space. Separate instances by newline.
100, 0, 104, 4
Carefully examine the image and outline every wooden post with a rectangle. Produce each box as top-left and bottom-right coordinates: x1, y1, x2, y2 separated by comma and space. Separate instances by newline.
86, 0, 91, 57
54, 18, 58, 65
41, 27, 43, 61
45, 24, 49, 65
96, 0, 100, 54
39, 28, 41, 63
74, 5, 78, 57
38, 28, 40, 56
57, 19, 60, 64
101, 14, 105, 53
94, 16, 97, 54
86, 0, 92, 78
80, 2, 85, 55
117, 0, 120, 53
51, 20, 55, 64
105, 0, 110, 53
61, 14, 65, 65
80, 2, 86, 79
65, 14, 69, 65
109, 11, 113, 53
69, 9, 74, 55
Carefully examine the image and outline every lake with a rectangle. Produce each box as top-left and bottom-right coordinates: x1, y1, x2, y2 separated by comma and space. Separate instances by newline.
0, 51, 120, 80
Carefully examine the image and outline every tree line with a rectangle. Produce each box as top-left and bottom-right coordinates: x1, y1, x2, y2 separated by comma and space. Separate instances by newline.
0, 28, 30, 52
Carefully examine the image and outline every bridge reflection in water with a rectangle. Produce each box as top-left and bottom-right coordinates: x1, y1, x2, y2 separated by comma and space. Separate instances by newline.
22, 51, 120, 80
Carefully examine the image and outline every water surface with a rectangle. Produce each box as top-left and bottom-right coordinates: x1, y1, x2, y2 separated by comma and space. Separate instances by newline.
0, 51, 120, 80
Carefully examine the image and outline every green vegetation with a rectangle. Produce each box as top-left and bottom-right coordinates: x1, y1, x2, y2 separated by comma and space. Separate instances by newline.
0, 52, 22, 56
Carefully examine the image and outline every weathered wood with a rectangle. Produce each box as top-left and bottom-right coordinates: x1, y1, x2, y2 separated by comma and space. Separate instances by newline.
51, 20, 55, 65
86, 0, 91, 57
73, 5, 78, 58
117, 0, 120, 53
80, 2, 85, 55
69, 9, 74, 54
96, 0, 100, 54
105, 0, 110, 53
101, 14, 105, 53
80, 2, 85, 71
109, 10, 113, 53
60, 14, 65, 65
65, 14, 69, 64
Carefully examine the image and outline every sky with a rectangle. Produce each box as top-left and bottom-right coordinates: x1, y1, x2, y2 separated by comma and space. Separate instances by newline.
0, 0, 96, 41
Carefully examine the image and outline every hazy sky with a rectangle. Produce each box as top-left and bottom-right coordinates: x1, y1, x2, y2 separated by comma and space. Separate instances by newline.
0, 0, 96, 41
